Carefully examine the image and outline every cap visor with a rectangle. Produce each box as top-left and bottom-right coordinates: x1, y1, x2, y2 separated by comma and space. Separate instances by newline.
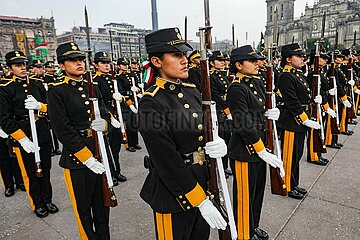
67, 52, 86, 60
174, 42, 193, 52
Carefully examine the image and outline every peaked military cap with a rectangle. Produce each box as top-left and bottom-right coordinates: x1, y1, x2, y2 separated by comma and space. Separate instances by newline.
341, 49, 352, 56
188, 50, 200, 63
309, 48, 330, 59
281, 43, 305, 58
145, 27, 193, 54
230, 45, 264, 63
5, 50, 27, 66
56, 42, 85, 63
209, 50, 226, 61
333, 50, 344, 58
44, 61, 55, 68
117, 57, 129, 66
94, 51, 111, 63
33, 59, 43, 68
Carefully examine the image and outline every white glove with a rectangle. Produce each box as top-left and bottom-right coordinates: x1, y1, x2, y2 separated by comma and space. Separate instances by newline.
0, 128, 8, 138
343, 99, 352, 108
110, 116, 121, 128
257, 149, 283, 169
90, 118, 107, 132
355, 89, 360, 95
264, 108, 280, 121
137, 93, 143, 99
138, 83, 144, 89
205, 137, 227, 158
326, 108, 336, 118
24, 96, 42, 110
302, 119, 321, 129
112, 92, 123, 101
314, 95, 322, 104
226, 114, 232, 120
18, 136, 36, 153
131, 86, 139, 93
196, 197, 227, 230
129, 104, 138, 114
328, 88, 336, 96
348, 80, 355, 86
83, 156, 105, 174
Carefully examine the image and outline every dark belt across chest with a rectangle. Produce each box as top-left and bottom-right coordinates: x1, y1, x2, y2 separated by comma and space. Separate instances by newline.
14, 114, 39, 122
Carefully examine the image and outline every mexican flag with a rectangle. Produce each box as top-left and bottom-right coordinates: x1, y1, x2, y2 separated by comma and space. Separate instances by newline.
141, 60, 154, 86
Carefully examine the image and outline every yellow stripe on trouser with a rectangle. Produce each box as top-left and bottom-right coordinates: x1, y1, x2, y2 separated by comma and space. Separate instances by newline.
325, 115, 332, 146
309, 129, 319, 161
64, 169, 88, 240
13, 147, 35, 210
356, 95, 360, 113
0, 173, 4, 188
235, 161, 250, 240
155, 212, 173, 240
283, 131, 294, 192
340, 108, 346, 132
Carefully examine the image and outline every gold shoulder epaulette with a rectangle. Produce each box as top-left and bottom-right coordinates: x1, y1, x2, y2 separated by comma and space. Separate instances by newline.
48, 81, 66, 87
143, 85, 160, 97
0, 80, 13, 87
182, 82, 196, 88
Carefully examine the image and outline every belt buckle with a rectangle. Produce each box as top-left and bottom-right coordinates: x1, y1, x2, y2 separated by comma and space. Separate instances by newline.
34, 114, 39, 122
193, 148, 205, 165
87, 129, 93, 138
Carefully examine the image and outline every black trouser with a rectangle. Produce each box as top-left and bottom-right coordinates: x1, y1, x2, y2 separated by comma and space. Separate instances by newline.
123, 107, 139, 148
230, 159, 266, 239
64, 168, 110, 240
13, 144, 52, 210
107, 126, 122, 174
281, 130, 306, 192
218, 112, 231, 170
0, 138, 23, 189
154, 208, 209, 240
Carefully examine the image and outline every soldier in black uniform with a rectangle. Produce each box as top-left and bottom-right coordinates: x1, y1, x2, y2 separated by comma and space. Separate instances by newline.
139, 27, 227, 239
228, 45, 284, 240
277, 43, 322, 200
187, 50, 202, 91
93, 51, 127, 183
116, 57, 141, 152
0, 50, 58, 218
209, 50, 232, 177
47, 42, 111, 239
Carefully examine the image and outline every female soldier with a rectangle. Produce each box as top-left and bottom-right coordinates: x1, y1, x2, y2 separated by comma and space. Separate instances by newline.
47, 42, 111, 239
139, 27, 227, 240
277, 43, 322, 200
227, 45, 284, 240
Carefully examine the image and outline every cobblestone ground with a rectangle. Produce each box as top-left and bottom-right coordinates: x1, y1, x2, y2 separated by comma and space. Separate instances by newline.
1, 123, 359, 239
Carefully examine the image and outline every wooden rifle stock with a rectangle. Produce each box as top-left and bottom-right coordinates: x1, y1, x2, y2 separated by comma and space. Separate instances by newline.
85, 6, 117, 207
328, 61, 341, 134
265, 51, 287, 196
311, 44, 326, 153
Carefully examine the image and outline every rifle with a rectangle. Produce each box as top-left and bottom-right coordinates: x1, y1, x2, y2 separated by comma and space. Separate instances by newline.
266, 24, 287, 195
24, 60, 43, 178
198, 0, 236, 239
109, 29, 128, 145
328, 52, 341, 134
346, 49, 356, 118
84, 6, 117, 207
311, 42, 327, 153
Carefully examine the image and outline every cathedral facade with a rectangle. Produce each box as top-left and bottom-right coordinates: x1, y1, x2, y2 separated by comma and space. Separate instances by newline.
265, 0, 360, 49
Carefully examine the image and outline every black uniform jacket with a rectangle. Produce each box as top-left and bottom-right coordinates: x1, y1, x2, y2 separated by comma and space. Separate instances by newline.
187, 64, 202, 92
0, 76, 51, 147
47, 76, 111, 169
210, 68, 230, 116
227, 73, 266, 162
277, 65, 311, 132
139, 77, 207, 213
116, 70, 138, 107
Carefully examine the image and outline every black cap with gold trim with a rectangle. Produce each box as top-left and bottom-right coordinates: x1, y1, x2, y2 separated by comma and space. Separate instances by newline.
188, 50, 200, 63
117, 57, 129, 66
145, 27, 193, 54
281, 43, 305, 58
94, 52, 111, 63
230, 45, 264, 63
56, 42, 85, 63
33, 59, 43, 68
44, 61, 55, 68
209, 50, 226, 61
5, 50, 27, 66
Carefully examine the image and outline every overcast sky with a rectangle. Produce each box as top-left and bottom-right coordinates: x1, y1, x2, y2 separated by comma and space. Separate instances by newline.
1, 0, 311, 46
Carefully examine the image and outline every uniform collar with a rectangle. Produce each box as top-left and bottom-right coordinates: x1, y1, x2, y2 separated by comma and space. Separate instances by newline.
12, 75, 25, 82
155, 77, 182, 93
64, 76, 84, 87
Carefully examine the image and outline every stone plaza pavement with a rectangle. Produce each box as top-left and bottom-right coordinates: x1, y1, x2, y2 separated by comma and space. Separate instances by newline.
1, 123, 360, 240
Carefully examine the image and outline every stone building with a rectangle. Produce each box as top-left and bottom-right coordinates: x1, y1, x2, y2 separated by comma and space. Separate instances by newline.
265, 0, 360, 49
57, 22, 151, 60
0, 15, 57, 62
